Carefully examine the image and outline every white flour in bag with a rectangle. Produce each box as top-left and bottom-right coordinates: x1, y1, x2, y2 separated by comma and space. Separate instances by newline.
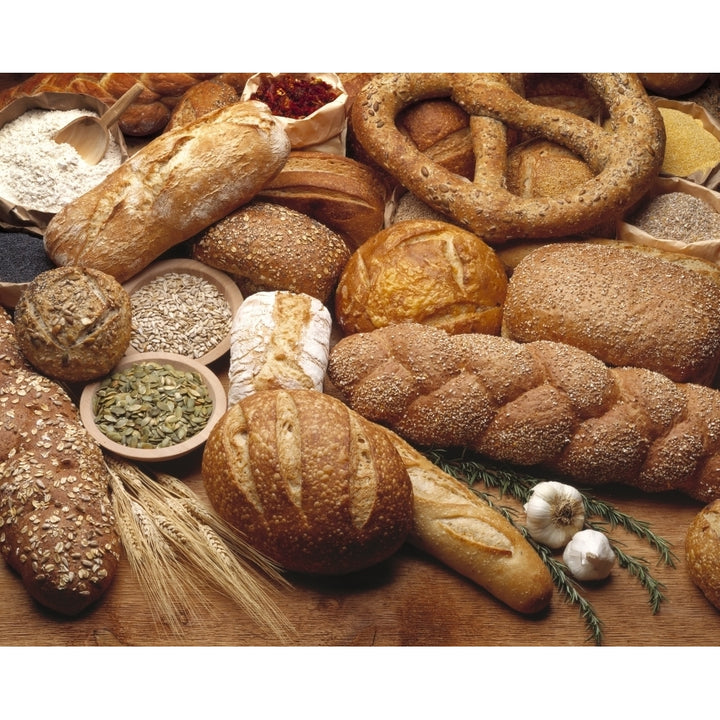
0, 108, 123, 214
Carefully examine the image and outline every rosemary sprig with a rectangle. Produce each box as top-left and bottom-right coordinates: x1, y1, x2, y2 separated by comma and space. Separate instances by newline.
424, 446, 675, 642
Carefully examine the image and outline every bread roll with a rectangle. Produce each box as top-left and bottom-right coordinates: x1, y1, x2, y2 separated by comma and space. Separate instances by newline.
639, 73, 710, 98
383, 429, 553, 614
227, 290, 332, 405
255, 151, 387, 250
14, 266, 132, 382
327, 322, 720, 503
501, 242, 720, 384
44, 101, 291, 283
686, 499, 720, 610
335, 219, 508, 336
0, 306, 120, 615
191, 201, 350, 304
164, 78, 240, 131
201, 388, 414, 575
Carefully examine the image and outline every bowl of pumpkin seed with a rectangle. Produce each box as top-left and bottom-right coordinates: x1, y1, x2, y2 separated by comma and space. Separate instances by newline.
79, 351, 227, 462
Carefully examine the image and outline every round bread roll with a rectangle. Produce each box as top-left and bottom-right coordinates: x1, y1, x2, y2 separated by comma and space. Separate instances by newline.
202, 388, 414, 575
14, 266, 132, 382
639, 73, 710, 98
686, 499, 720, 611
335, 219, 508, 336
191, 201, 350, 304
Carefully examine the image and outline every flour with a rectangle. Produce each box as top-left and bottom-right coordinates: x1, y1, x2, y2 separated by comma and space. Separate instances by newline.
0, 108, 123, 214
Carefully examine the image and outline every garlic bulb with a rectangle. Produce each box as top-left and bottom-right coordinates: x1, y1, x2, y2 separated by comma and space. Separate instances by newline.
523, 480, 585, 549
563, 529, 616, 581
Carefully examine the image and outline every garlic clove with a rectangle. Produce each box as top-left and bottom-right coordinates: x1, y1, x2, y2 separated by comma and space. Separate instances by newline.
562, 528, 616, 581
523, 480, 585, 549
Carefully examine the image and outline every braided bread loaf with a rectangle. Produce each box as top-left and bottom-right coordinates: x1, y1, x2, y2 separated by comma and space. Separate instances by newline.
0, 306, 120, 614
0, 73, 253, 136
327, 323, 720, 503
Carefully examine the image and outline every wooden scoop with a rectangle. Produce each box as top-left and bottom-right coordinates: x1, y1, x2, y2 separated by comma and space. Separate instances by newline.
53, 83, 144, 165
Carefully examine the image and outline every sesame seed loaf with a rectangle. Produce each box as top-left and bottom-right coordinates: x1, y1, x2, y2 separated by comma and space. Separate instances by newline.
0, 306, 121, 615
327, 322, 720, 503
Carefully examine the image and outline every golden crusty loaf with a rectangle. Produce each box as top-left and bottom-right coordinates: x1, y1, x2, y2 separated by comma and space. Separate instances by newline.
335, 219, 508, 336
0, 306, 120, 615
44, 101, 291, 284
501, 242, 720, 384
164, 78, 240, 131
255, 151, 388, 250
686, 499, 720, 610
382, 429, 553, 614
327, 322, 720, 503
191, 201, 350, 304
14, 266, 132, 383
202, 388, 414, 575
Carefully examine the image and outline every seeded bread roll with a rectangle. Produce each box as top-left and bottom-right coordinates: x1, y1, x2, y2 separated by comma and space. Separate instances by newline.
335, 219, 508, 336
14, 266, 132, 383
202, 388, 414, 575
0, 306, 120, 615
44, 101, 291, 283
327, 322, 720, 503
227, 290, 332, 405
501, 242, 720, 384
191, 201, 350, 304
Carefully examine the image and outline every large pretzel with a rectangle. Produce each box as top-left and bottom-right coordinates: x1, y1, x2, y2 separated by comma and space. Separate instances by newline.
351, 73, 665, 243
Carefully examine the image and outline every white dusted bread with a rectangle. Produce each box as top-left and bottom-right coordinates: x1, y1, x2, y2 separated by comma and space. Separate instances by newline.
44, 100, 291, 283
227, 290, 332, 405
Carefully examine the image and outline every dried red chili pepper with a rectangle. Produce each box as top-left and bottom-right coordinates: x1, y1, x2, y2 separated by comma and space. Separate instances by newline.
250, 75, 341, 119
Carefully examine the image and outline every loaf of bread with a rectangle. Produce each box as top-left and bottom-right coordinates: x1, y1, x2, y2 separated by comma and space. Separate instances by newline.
191, 201, 350, 304
227, 290, 332, 405
382, 429, 553, 614
255, 151, 387, 250
14, 266, 132, 383
44, 101, 291, 284
335, 219, 508, 336
0, 306, 121, 615
0, 73, 253, 136
327, 322, 720, 503
164, 78, 240, 132
202, 388, 414, 575
501, 242, 720, 384
686, 499, 720, 610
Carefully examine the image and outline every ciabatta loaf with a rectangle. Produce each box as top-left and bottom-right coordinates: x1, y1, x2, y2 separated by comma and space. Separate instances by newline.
502, 242, 720, 384
44, 101, 291, 283
328, 322, 720, 503
227, 290, 332, 405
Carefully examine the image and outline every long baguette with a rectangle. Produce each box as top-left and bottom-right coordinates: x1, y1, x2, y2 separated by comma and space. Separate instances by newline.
327, 322, 720, 503
44, 100, 291, 283
383, 427, 553, 614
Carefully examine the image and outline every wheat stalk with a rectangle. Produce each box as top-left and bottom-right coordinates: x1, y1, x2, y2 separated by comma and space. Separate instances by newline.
105, 455, 295, 643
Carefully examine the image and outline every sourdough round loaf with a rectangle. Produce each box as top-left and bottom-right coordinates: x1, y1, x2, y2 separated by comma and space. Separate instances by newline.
686, 499, 720, 610
191, 201, 350, 304
14, 266, 132, 382
335, 219, 508, 336
501, 242, 720, 384
201, 388, 414, 575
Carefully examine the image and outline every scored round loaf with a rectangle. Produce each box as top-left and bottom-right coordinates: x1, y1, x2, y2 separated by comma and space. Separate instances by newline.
686, 499, 720, 611
335, 219, 508, 336
201, 388, 414, 575
191, 201, 350, 304
501, 242, 720, 384
14, 266, 132, 382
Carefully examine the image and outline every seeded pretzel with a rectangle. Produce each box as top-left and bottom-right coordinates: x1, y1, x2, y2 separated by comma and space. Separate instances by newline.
351, 73, 665, 242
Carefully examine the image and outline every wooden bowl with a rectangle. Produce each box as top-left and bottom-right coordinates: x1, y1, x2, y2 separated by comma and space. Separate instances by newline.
122, 258, 243, 365
79, 352, 227, 462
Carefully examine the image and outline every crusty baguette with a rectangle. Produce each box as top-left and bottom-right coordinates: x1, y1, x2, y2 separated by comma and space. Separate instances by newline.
327, 322, 720, 503
501, 242, 720, 384
0, 306, 121, 615
44, 100, 291, 283
382, 428, 553, 614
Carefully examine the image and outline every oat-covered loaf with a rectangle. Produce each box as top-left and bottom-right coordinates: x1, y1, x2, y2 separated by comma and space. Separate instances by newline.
328, 322, 720, 503
202, 388, 414, 575
0, 306, 120, 615
501, 242, 720, 384
14, 266, 132, 383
